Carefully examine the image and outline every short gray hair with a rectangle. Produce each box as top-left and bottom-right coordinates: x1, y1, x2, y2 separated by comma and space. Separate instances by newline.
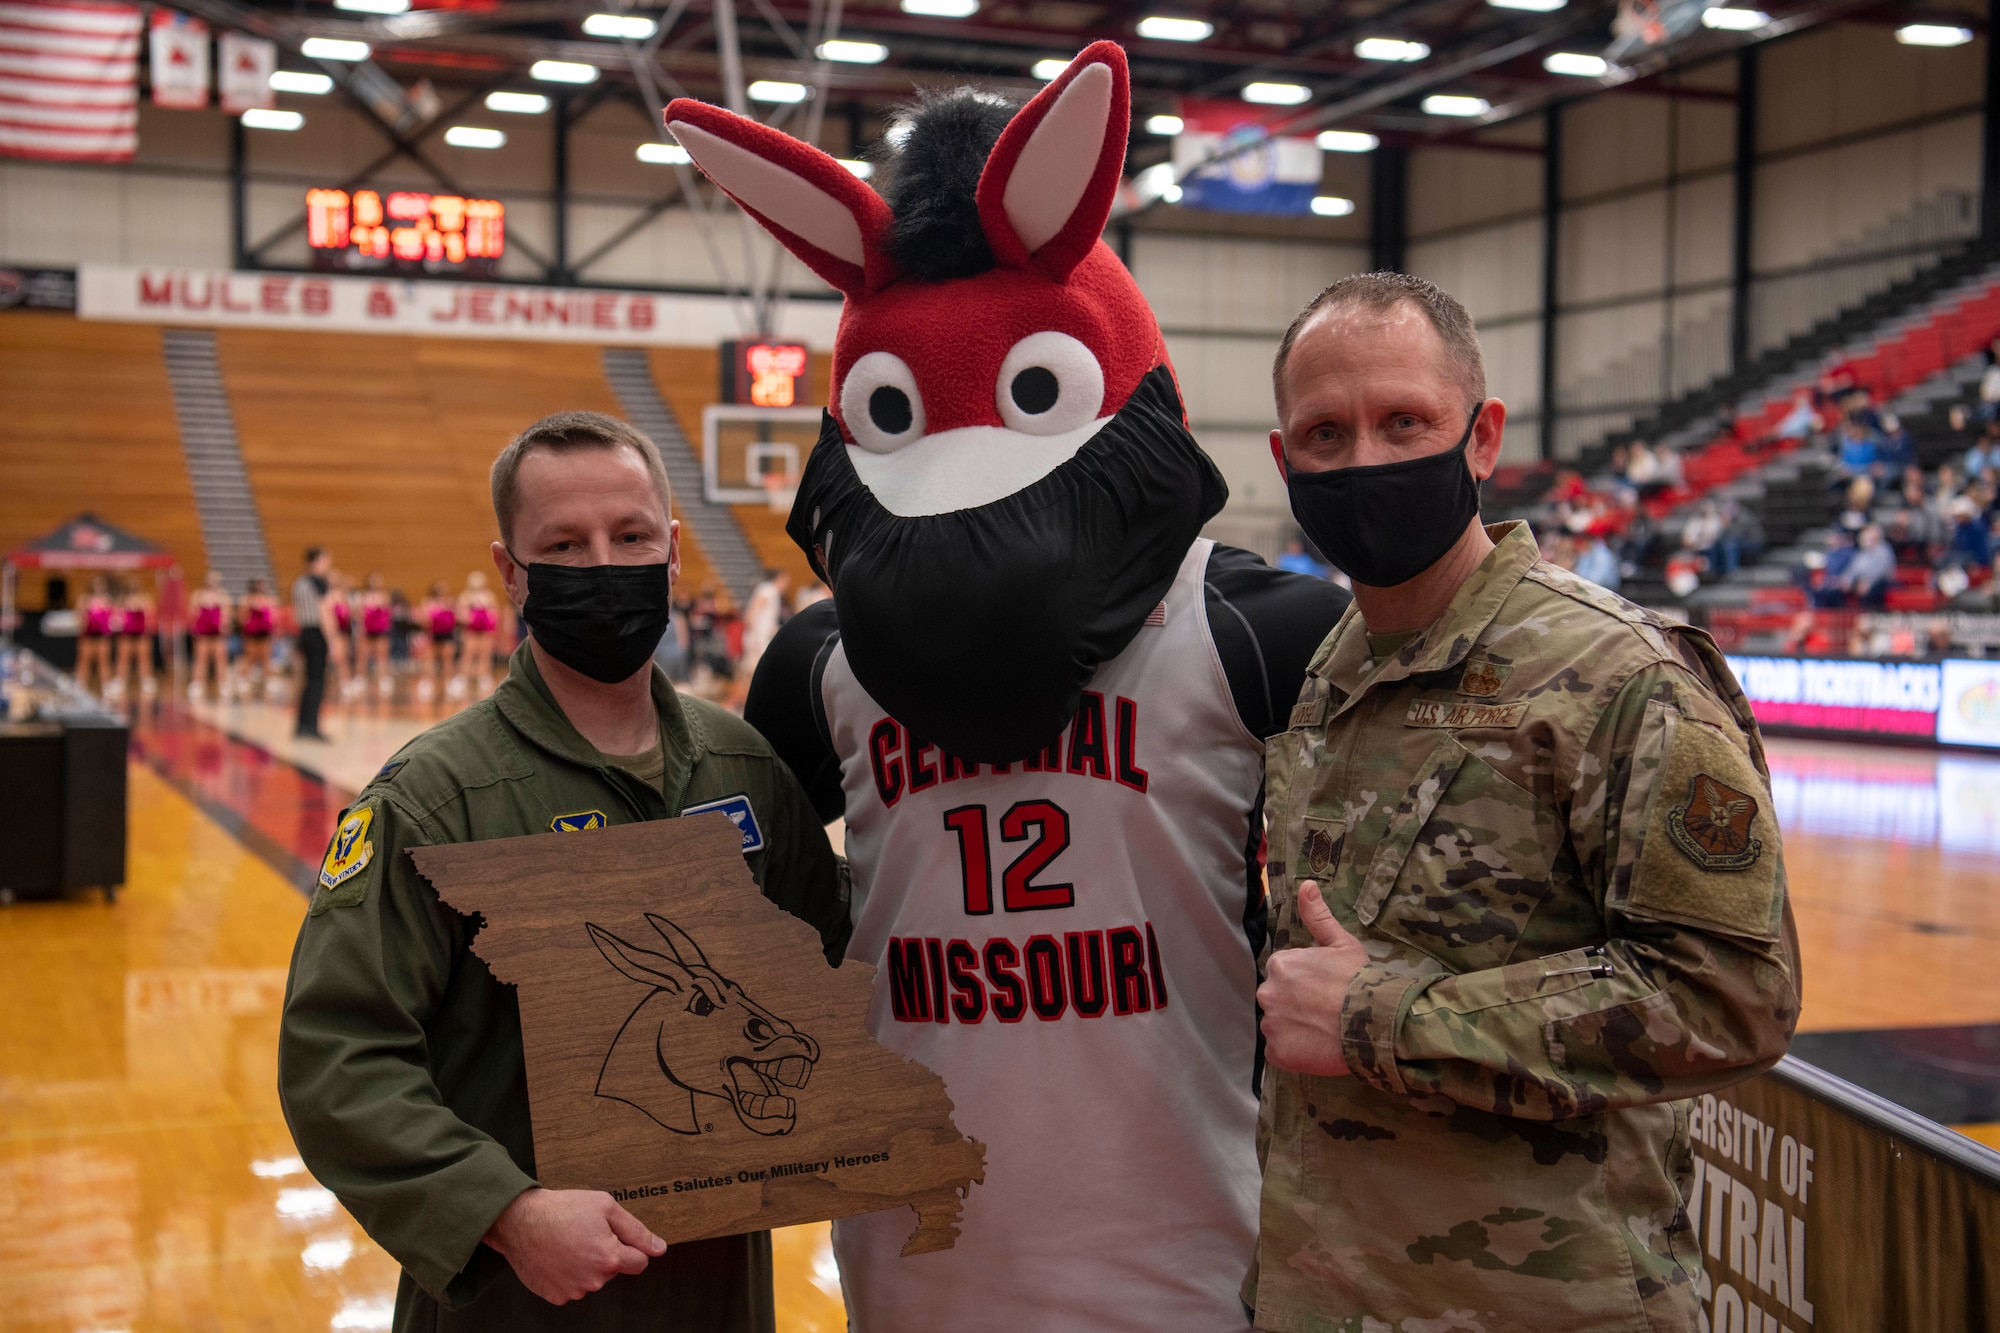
490, 411, 673, 547
1273, 271, 1487, 407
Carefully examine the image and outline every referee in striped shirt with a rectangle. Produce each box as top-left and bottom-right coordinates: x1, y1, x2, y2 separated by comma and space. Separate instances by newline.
293, 547, 334, 741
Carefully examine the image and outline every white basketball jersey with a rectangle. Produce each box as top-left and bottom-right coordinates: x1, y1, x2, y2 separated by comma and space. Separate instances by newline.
821, 539, 1264, 1332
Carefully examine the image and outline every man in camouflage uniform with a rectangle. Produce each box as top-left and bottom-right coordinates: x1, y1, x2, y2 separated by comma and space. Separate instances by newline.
1251, 273, 1800, 1332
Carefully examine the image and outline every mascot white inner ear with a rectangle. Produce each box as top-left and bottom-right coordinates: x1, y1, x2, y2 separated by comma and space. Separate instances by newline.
1001, 62, 1114, 255
667, 119, 865, 266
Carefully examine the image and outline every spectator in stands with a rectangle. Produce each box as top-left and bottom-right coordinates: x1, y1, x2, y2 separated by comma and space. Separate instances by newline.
1571, 529, 1620, 591
1680, 500, 1725, 574
1623, 440, 1659, 490
1808, 530, 1857, 609
1876, 413, 1915, 478
1774, 388, 1819, 442
1722, 498, 1764, 574
1933, 463, 1965, 516
1833, 417, 1878, 479
1655, 443, 1684, 491
1979, 347, 2000, 423
1967, 423, 2000, 479
1842, 524, 1897, 609
1945, 494, 1995, 572
1276, 538, 1330, 579
1836, 476, 1875, 534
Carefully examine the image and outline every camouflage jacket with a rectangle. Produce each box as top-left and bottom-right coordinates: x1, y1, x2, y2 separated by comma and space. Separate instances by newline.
1248, 522, 1801, 1333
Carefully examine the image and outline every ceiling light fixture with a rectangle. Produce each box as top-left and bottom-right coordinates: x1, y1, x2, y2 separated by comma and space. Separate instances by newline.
1355, 37, 1429, 61
530, 59, 599, 83
1241, 80, 1310, 105
1311, 195, 1355, 217
583, 12, 657, 38
838, 158, 874, 178
1031, 57, 1071, 80
1316, 129, 1377, 152
300, 37, 369, 61
333, 0, 408, 13
1543, 51, 1609, 76
485, 91, 549, 113
637, 142, 692, 164
1136, 16, 1214, 41
900, 0, 978, 15
1895, 23, 1972, 46
748, 79, 808, 102
269, 70, 333, 94
242, 108, 304, 130
1488, 0, 1565, 10
1421, 93, 1490, 116
1146, 113, 1184, 136
1700, 7, 1769, 29
444, 125, 506, 148
817, 39, 888, 62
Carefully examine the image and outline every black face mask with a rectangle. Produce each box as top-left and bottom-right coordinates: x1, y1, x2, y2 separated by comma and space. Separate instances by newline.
790, 364, 1227, 764
515, 559, 673, 684
1285, 406, 1484, 589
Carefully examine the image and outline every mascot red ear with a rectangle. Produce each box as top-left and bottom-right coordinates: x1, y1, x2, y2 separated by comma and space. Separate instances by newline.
976, 42, 1131, 281
663, 99, 900, 297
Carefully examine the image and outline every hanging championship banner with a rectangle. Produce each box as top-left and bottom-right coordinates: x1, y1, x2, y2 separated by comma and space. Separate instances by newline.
411, 815, 986, 1252
148, 10, 208, 110
217, 31, 274, 114
1170, 98, 1322, 216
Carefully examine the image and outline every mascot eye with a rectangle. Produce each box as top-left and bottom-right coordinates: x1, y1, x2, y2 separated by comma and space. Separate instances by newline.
687, 992, 716, 1017
996, 331, 1105, 437
839, 351, 927, 454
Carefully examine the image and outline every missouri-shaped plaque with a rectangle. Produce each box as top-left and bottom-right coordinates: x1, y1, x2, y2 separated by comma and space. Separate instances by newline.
412, 813, 986, 1254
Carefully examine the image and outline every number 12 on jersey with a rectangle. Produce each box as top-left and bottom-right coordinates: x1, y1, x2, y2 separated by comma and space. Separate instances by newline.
942, 801, 1075, 914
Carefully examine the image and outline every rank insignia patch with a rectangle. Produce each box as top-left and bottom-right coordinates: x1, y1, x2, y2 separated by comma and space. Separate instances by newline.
320, 806, 376, 890
1302, 826, 1342, 877
681, 793, 765, 854
1457, 658, 1511, 698
551, 810, 608, 833
1667, 774, 1762, 871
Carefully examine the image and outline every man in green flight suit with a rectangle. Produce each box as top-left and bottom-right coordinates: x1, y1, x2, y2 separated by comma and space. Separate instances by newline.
1251, 273, 1801, 1332
278, 411, 847, 1333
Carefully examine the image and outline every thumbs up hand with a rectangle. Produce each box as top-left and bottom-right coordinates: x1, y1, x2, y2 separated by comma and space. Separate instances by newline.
1257, 880, 1369, 1077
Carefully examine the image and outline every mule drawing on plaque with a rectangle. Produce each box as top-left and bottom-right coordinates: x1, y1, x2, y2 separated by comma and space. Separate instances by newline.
412, 813, 984, 1255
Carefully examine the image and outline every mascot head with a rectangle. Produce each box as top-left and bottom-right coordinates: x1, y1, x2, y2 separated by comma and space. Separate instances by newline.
668, 42, 1226, 762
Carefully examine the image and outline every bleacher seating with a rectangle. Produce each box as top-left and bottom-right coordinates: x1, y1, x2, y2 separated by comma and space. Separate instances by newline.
213, 330, 721, 598
0, 312, 205, 604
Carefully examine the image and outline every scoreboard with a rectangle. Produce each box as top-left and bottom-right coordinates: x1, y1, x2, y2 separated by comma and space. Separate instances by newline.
719, 340, 809, 407
306, 188, 505, 277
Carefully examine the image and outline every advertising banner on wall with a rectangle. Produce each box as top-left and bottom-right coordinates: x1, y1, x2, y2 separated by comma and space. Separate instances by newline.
1709, 1059, 2000, 1331
75, 264, 838, 349
1725, 655, 1942, 738
1937, 658, 2000, 749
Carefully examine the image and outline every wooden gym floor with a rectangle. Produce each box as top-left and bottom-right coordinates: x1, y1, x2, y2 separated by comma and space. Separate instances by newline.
2, 691, 1998, 1330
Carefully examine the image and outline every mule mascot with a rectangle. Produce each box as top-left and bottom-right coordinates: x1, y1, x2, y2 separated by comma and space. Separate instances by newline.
668, 42, 1348, 1330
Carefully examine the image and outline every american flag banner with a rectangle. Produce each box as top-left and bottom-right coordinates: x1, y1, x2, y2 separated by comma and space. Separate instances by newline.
0, 0, 141, 162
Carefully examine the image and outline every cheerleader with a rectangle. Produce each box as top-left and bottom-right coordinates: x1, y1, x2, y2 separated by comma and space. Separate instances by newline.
327, 571, 355, 702
113, 584, 155, 698
75, 576, 116, 696
188, 570, 232, 701
239, 578, 278, 699
416, 582, 457, 703
455, 570, 500, 698
358, 573, 393, 700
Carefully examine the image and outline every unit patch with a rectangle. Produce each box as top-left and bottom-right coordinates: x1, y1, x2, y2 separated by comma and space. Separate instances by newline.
680, 792, 765, 854
319, 806, 376, 890
1405, 699, 1528, 729
550, 810, 609, 833
1289, 697, 1328, 729
1457, 658, 1511, 698
1666, 773, 1762, 871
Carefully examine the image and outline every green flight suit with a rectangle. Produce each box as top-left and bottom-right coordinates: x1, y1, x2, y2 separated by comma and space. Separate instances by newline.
278, 643, 849, 1333
1250, 522, 1801, 1332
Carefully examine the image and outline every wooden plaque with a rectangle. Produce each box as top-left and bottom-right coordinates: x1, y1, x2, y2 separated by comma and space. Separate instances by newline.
412, 814, 986, 1254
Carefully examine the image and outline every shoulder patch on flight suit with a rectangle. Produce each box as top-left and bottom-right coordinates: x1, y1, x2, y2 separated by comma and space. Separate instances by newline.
1627, 712, 1781, 940
681, 793, 765, 853
550, 810, 608, 832
310, 804, 377, 915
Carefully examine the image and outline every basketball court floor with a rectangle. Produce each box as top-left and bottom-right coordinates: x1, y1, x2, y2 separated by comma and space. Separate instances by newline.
2, 691, 1996, 1331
